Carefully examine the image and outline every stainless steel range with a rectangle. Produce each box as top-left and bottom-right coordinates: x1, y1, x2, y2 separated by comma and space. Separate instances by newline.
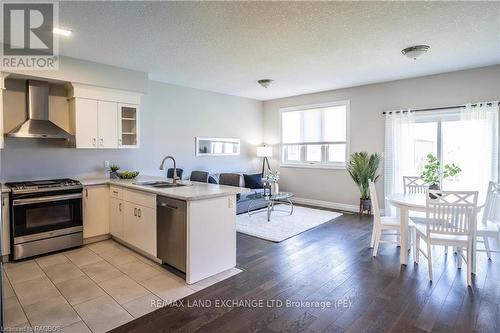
6, 179, 83, 260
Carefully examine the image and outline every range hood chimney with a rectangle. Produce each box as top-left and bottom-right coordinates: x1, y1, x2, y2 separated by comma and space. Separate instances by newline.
7, 80, 72, 139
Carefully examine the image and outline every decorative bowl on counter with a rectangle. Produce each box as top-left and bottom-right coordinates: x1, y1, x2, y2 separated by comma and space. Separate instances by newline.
117, 171, 140, 179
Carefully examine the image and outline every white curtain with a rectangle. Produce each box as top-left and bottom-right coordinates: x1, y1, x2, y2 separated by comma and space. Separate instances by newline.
384, 111, 415, 216
384, 101, 499, 216
454, 102, 499, 201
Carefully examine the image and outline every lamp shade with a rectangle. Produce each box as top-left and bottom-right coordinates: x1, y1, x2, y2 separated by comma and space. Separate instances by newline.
256, 146, 273, 157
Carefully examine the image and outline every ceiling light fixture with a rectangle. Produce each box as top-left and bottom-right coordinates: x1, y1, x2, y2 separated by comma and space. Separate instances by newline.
258, 79, 274, 88
53, 27, 72, 37
401, 45, 430, 60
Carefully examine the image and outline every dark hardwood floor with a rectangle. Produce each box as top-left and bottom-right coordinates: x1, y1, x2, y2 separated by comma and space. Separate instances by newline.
113, 211, 500, 333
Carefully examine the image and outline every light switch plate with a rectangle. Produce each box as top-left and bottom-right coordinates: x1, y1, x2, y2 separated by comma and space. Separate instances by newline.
104, 160, 110, 169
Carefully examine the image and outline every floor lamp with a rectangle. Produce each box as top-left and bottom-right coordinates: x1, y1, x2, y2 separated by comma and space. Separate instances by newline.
257, 146, 273, 176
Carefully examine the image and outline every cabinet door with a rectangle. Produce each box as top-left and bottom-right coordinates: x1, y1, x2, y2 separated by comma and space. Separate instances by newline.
118, 104, 139, 148
135, 206, 156, 257
2, 193, 10, 256
98, 101, 118, 148
83, 185, 110, 238
74, 98, 98, 148
110, 198, 124, 239
122, 203, 138, 247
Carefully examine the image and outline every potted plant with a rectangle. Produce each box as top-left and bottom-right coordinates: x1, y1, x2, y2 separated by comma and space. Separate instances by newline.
347, 152, 381, 215
109, 164, 120, 179
421, 154, 461, 197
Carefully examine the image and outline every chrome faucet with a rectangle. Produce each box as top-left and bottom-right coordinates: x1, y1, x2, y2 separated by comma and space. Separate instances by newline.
159, 156, 178, 184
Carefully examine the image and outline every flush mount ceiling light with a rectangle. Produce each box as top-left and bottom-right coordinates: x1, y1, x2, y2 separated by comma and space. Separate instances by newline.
258, 79, 274, 88
401, 45, 430, 60
53, 27, 72, 37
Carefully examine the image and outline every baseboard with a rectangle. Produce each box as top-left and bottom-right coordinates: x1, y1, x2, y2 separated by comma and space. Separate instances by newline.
83, 234, 111, 245
291, 197, 384, 215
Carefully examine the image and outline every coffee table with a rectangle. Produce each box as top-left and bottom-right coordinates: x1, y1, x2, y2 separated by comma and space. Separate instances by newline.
247, 192, 294, 222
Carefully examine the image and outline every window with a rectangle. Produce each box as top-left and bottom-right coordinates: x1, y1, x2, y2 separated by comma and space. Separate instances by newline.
397, 108, 498, 202
281, 101, 349, 168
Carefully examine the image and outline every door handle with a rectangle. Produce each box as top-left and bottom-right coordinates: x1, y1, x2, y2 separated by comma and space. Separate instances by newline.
119, 202, 122, 212
137, 208, 141, 218
85, 189, 88, 198
134, 207, 137, 217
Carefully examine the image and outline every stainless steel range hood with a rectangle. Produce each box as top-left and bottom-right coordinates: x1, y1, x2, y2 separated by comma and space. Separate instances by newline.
7, 80, 72, 139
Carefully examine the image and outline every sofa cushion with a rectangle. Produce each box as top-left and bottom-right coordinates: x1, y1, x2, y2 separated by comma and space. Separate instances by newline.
243, 173, 264, 189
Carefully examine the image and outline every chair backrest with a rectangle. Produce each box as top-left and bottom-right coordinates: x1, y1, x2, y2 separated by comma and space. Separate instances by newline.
426, 190, 478, 236
369, 181, 381, 225
190, 171, 209, 183
403, 176, 429, 194
482, 181, 500, 226
167, 168, 183, 179
219, 173, 241, 187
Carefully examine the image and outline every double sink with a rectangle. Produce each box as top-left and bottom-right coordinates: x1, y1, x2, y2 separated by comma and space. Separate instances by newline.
132, 180, 192, 188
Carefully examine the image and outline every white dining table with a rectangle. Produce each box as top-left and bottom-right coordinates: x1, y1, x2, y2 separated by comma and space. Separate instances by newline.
386, 192, 478, 271
385, 193, 427, 265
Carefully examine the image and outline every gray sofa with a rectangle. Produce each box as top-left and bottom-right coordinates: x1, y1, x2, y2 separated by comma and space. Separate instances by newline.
209, 173, 267, 215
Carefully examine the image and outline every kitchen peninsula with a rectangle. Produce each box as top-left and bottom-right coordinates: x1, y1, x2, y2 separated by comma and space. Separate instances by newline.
79, 176, 248, 284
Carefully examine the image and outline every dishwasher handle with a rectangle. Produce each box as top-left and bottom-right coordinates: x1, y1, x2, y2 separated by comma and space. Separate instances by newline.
159, 202, 178, 210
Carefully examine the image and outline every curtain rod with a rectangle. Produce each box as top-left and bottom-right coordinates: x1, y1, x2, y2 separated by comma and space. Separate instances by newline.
382, 102, 500, 115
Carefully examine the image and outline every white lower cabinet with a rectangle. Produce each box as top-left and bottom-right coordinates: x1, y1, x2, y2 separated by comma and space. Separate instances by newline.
110, 197, 124, 239
110, 188, 156, 257
83, 185, 110, 238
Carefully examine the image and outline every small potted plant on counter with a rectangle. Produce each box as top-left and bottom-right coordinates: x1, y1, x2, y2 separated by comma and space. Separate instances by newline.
421, 154, 461, 198
347, 152, 381, 216
110, 164, 120, 179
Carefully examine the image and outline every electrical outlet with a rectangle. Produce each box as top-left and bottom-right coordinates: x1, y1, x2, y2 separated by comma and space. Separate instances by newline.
104, 160, 110, 169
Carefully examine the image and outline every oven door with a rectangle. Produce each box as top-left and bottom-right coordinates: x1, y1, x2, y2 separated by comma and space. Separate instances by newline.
11, 190, 83, 241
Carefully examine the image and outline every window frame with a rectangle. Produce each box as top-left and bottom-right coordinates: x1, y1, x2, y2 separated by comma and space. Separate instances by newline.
279, 100, 350, 169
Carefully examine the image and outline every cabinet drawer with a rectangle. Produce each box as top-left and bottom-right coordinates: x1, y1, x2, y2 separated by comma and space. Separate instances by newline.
110, 186, 123, 199
123, 188, 156, 208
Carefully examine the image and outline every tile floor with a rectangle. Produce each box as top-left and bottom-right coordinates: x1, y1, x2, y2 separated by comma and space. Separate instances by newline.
3, 239, 241, 333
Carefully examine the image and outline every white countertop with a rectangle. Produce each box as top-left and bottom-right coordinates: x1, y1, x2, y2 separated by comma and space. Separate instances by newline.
79, 175, 249, 201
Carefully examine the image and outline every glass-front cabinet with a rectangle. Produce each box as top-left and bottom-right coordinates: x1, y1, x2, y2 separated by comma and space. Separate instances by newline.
118, 104, 140, 148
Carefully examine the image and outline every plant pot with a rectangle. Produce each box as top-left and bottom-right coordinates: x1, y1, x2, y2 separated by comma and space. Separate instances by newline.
110, 171, 119, 179
428, 184, 440, 199
359, 198, 372, 216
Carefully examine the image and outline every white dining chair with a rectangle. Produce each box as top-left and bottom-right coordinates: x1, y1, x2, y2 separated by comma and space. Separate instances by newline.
403, 176, 429, 194
476, 181, 500, 260
370, 181, 411, 256
412, 190, 478, 286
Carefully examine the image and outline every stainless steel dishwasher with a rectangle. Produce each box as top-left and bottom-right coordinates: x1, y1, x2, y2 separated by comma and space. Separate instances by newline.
157, 196, 187, 272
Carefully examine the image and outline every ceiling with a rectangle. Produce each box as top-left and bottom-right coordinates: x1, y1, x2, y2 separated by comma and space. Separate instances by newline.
58, 1, 500, 101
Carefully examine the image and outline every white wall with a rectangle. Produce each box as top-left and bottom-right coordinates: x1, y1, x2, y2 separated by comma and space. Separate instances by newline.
1, 70, 263, 181
263, 65, 500, 209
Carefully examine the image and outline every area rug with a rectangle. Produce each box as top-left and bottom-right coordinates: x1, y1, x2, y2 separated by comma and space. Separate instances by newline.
236, 205, 342, 242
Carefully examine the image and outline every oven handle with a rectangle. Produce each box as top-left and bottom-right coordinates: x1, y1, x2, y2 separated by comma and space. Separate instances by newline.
13, 193, 83, 206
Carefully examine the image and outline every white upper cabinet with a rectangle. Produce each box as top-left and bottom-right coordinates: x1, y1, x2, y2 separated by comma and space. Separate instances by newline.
71, 98, 99, 148
98, 101, 118, 148
69, 83, 142, 149
118, 104, 140, 148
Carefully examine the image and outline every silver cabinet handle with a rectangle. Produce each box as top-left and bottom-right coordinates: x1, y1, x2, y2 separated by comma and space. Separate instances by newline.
134, 207, 137, 217
138, 208, 141, 218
